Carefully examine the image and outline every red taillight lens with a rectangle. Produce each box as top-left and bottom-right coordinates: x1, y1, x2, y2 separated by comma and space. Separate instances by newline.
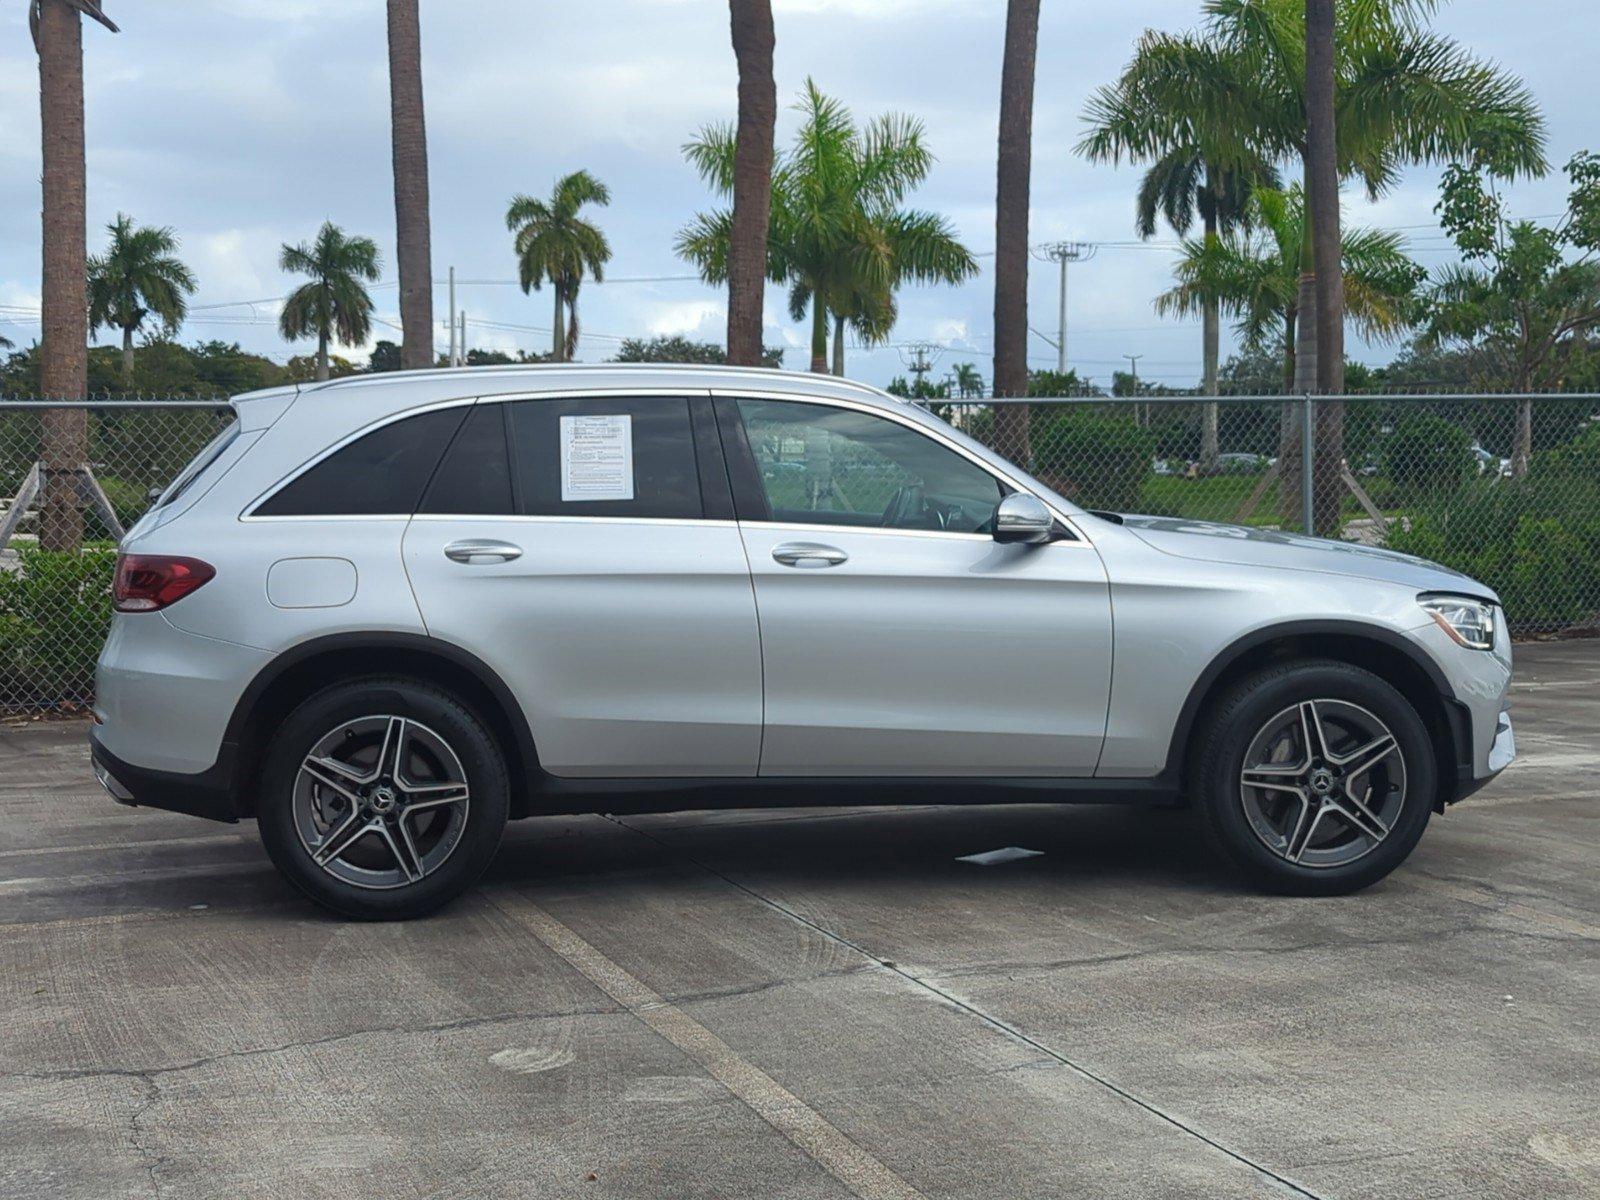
112, 554, 216, 613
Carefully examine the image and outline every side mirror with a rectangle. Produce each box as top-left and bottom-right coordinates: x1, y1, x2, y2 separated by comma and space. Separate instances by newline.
993, 493, 1055, 545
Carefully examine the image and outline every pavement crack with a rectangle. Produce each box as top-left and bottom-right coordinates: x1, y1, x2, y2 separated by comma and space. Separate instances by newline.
3, 1004, 618, 1089
605, 814, 1332, 1200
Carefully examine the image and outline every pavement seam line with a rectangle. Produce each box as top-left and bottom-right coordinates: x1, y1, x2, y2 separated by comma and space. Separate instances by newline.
608, 816, 1329, 1200
488, 891, 927, 1200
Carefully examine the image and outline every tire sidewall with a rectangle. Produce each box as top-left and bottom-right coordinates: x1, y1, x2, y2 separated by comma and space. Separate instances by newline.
1200, 663, 1435, 894
258, 678, 510, 920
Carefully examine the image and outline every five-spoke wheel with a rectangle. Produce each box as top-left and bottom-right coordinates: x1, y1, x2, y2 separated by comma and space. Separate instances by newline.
1238, 699, 1405, 869
1194, 660, 1435, 895
258, 678, 509, 919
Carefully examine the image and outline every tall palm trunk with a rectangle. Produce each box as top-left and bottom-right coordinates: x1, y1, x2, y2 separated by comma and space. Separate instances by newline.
37, 0, 89, 551
831, 312, 846, 376
992, 0, 1041, 468
387, 0, 434, 371
1200, 204, 1221, 473
552, 286, 566, 362
1280, 165, 1319, 530
808, 299, 828, 373
121, 325, 135, 380
1306, 0, 1346, 537
316, 329, 330, 382
726, 0, 776, 366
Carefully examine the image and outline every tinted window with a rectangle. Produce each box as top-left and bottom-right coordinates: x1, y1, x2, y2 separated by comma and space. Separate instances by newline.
419, 403, 515, 515
736, 399, 1003, 533
255, 407, 467, 517
508, 397, 702, 519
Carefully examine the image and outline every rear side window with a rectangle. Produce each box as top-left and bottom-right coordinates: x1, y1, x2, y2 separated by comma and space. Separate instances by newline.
507, 397, 702, 519
254, 407, 467, 517
419, 404, 515, 515
156, 418, 240, 510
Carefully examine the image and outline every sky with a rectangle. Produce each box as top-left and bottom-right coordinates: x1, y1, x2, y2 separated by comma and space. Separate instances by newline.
0, 0, 1593, 391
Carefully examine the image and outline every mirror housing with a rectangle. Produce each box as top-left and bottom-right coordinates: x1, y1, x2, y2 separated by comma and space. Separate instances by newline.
993, 493, 1055, 545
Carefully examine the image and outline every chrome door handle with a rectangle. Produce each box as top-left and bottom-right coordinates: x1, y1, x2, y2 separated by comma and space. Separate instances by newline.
771, 541, 848, 568
443, 538, 523, 565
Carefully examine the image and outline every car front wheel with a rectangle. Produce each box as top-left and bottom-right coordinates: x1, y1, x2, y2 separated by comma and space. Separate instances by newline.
257, 677, 510, 919
1193, 660, 1436, 895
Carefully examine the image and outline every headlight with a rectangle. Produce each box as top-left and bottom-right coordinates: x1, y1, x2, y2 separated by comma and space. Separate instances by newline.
1421, 595, 1497, 650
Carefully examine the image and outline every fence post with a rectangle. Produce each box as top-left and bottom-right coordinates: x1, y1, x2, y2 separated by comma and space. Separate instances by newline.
1300, 395, 1315, 536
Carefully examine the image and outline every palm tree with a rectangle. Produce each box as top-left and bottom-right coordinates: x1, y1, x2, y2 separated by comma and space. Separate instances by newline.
1079, 31, 1278, 469
32, 0, 118, 551
1158, 186, 1422, 391
678, 81, 976, 376
87, 214, 197, 380
386, 0, 434, 370
992, 0, 1041, 465
725, 0, 776, 367
506, 172, 612, 363
278, 222, 382, 383
1091, 0, 1545, 529
953, 362, 985, 398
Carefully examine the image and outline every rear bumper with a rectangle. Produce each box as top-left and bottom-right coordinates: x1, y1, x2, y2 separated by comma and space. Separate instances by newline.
89, 726, 240, 823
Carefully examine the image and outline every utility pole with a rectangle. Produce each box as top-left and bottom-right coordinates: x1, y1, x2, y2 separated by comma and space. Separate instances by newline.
447, 266, 457, 367
458, 311, 467, 366
1123, 353, 1143, 426
898, 341, 940, 396
1032, 242, 1096, 375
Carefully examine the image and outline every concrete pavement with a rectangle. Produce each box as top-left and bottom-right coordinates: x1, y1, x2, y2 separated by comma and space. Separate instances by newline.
2, 642, 1597, 1199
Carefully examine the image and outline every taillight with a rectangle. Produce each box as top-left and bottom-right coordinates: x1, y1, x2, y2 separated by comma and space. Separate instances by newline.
113, 554, 216, 613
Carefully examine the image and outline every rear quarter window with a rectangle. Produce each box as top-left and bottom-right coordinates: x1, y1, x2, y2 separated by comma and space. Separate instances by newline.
253, 407, 468, 517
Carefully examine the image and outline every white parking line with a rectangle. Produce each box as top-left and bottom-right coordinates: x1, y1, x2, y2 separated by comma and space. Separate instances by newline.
492, 891, 926, 1200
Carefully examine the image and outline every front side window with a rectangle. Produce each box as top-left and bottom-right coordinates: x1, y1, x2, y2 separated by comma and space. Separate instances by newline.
254, 407, 467, 517
735, 399, 1003, 533
507, 397, 702, 519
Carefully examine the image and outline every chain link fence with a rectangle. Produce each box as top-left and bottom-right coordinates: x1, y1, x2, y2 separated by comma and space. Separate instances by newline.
2, 400, 232, 715
2, 393, 1597, 715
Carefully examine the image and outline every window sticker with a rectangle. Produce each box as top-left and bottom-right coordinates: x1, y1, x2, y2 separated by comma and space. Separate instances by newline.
560, 414, 635, 502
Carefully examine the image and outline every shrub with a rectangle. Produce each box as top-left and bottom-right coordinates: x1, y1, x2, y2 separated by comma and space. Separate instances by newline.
0, 547, 116, 708
1381, 412, 1477, 493
1386, 470, 1600, 634
1029, 410, 1156, 512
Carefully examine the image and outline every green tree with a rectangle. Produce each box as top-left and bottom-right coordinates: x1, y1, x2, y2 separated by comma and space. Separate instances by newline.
506, 171, 612, 363
87, 214, 197, 381
678, 80, 976, 375
1080, 29, 1278, 467
612, 334, 783, 368
952, 362, 985, 398
1159, 188, 1423, 394
277, 222, 382, 383
1424, 151, 1600, 475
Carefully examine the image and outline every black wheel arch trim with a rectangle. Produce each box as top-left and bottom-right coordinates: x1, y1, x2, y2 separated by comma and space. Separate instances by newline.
1163, 618, 1470, 798
221, 631, 542, 812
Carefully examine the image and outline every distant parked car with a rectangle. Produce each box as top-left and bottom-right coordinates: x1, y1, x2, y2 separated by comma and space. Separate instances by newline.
92, 365, 1515, 918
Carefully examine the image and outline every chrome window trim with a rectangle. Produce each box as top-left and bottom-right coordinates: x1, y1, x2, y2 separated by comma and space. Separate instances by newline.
407, 513, 737, 530
239, 395, 478, 521
712, 387, 1094, 546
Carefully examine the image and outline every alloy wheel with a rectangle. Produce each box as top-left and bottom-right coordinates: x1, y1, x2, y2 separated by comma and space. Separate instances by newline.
292, 715, 471, 890
1238, 699, 1407, 869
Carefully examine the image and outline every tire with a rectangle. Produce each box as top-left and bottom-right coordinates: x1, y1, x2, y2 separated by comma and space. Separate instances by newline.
1192, 659, 1435, 896
257, 676, 510, 920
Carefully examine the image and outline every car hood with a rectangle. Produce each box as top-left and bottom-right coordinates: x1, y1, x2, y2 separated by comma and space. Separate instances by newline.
1114, 513, 1497, 601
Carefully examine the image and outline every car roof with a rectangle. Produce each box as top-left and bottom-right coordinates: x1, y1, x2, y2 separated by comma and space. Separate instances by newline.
232, 363, 909, 416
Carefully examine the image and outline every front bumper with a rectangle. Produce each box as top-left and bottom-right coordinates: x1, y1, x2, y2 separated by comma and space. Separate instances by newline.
89, 725, 241, 823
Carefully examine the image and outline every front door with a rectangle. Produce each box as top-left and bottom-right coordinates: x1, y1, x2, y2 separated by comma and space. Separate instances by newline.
403, 395, 762, 777
718, 395, 1113, 777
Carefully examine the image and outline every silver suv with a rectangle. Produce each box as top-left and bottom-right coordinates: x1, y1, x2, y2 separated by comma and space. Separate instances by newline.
91, 366, 1515, 918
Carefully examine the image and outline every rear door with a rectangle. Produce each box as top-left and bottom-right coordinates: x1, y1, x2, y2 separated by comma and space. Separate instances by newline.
717, 394, 1113, 777
402, 394, 763, 777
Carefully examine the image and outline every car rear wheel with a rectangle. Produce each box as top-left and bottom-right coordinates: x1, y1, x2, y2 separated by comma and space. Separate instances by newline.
257, 677, 510, 919
1193, 660, 1436, 895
